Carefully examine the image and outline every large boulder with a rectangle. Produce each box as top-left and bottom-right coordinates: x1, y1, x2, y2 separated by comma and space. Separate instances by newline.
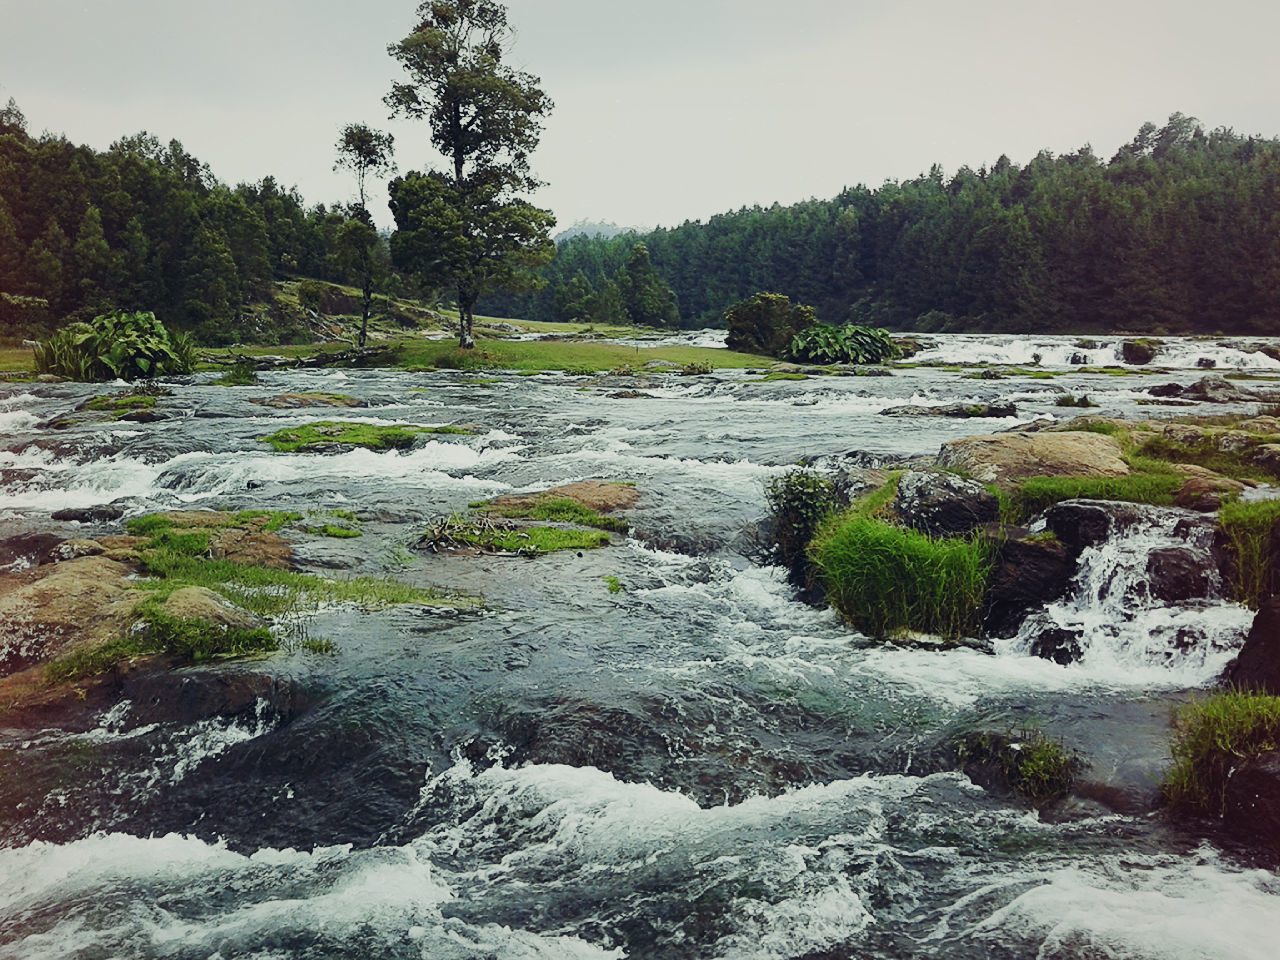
939, 432, 1129, 487
1222, 750, 1280, 848
890, 471, 999, 537
1223, 598, 1280, 694
981, 525, 1076, 637
1148, 375, 1278, 404
1146, 546, 1214, 603
1121, 339, 1161, 365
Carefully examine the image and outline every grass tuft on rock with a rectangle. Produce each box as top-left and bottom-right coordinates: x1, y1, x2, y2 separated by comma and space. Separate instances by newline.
809, 512, 992, 640
483, 496, 628, 532
1003, 470, 1182, 524
1163, 691, 1280, 817
259, 421, 471, 453
1219, 500, 1280, 607
955, 726, 1079, 807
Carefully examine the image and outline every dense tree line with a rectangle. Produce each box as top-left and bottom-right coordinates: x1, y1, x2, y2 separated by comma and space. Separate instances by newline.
481, 115, 1280, 334
0, 98, 393, 342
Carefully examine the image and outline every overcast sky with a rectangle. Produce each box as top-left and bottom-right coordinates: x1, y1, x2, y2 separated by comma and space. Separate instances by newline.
2, 0, 1278, 232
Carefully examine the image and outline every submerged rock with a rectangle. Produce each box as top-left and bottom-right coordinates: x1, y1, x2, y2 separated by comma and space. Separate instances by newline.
938, 432, 1129, 486
1223, 750, 1280, 848
890, 471, 998, 538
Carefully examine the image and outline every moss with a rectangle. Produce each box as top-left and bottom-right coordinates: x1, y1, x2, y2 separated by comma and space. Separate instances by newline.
751, 372, 809, 382
809, 512, 992, 640
211, 363, 259, 386
259, 421, 471, 453
421, 516, 612, 555
603, 575, 623, 594
84, 393, 158, 412
1163, 691, 1280, 816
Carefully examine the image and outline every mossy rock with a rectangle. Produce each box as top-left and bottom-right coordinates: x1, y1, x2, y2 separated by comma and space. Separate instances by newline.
259, 421, 471, 453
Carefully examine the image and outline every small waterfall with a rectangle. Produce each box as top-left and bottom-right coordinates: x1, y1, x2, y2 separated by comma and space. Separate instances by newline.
999, 505, 1253, 684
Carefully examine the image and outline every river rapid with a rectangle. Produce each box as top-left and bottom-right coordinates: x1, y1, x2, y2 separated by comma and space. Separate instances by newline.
1, 333, 1280, 959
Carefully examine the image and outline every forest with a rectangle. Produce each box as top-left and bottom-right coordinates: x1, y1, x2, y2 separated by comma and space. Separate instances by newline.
481, 114, 1280, 336
3, 102, 1279, 341
0, 98, 398, 345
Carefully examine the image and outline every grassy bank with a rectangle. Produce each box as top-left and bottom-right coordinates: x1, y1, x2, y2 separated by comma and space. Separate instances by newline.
1164, 691, 1280, 816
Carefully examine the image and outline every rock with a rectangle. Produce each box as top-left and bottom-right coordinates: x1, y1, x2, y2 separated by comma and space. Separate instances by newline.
1146, 546, 1213, 602
607, 390, 655, 399
1147, 375, 1279, 404
1176, 472, 1245, 511
890, 470, 999, 537
1029, 627, 1085, 665
1223, 750, 1280, 848
487, 480, 640, 514
159, 586, 262, 631
938, 432, 1129, 487
49, 538, 105, 562
118, 668, 312, 728
982, 526, 1076, 637
51, 505, 126, 523
880, 401, 1017, 418
1238, 416, 1280, 434
0, 533, 65, 572
1223, 598, 1280, 694
1252, 444, 1280, 475
249, 393, 365, 409
1121, 339, 1161, 365
768, 362, 804, 374
1043, 500, 1144, 555
209, 528, 293, 569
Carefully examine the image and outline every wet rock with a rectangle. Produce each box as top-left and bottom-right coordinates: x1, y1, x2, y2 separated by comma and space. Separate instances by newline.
159, 586, 263, 631
1223, 750, 1280, 848
51, 504, 125, 523
891, 470, 998, 537
880, 401, 1016, 418
487, 480, 640, 514
209, 527, 293, 569
49, 538, 106, 562
1042, 499, 1144, 555
607, 390, 656, 399
1172, 465, 1246, 511
1121, 339, 1161, 365
1029, 627, 1085, 665
1148, 375, 1279, 404
1222, 598, 1280, 694
1146, 546, 1213, 602
0, 533, 64, 571
249, 393, 365, 409
119, 667, 312, 727
939, 433, 1129, 487
981, 526, 1075, 637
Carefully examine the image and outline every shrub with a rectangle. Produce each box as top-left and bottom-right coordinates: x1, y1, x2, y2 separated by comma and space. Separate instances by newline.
723, 292, 817, 357
783, 324, 900, 365
764, 470, 846, 583
1163, 691, 1280, 816
32, 310, 196, 382
809, 513, 993, 639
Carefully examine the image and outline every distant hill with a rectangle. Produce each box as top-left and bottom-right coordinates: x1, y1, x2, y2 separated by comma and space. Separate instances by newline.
553, 220, 639, 244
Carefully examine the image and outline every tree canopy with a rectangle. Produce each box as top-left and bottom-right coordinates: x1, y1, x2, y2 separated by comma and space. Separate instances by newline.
386, 0, 555, 348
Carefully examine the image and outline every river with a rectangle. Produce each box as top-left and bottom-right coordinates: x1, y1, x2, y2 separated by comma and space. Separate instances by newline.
1, 333, 1279, 959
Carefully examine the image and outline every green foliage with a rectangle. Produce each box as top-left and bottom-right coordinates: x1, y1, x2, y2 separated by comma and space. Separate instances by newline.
84, 392, 158, 412
33, 310, 196, 382
1163, 691, 1280, 816
1055, 393, 1098, 408
1218, 500, 1280, 607
603, 576, 623, 594
809, 514, 992, 640
212, 362, 259, 385
680, 360, 713, 376
783, 324, 900, 365
723, 293, 817, 357
1139, 433, 1277, 482
764, 470, 846, 582
956, 727, 1079, 807
259, 421, 469, 453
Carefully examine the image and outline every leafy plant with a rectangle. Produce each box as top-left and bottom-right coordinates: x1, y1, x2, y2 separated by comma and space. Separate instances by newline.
32, 310, 196, 382
764, 470, 847, 583
783, 324, 900, 365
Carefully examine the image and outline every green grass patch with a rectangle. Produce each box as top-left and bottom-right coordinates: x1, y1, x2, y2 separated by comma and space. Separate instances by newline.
1138, 433, 1276, 483
956, 726, 1079, 807
482, 496, 628, 532
84, 393, 158, 412
421, 516, 612, 555
211, 362, 259, 386
1004, 471, 1182, 524
1219, 500, 1280, 607
751, 372, 810, 382
393, 336, 770, 373
44, 611, 277, 684
809, 512, 992, 639
259, 421, 470, 453
603, 575, 623, 594
1163, 691, 1280, 816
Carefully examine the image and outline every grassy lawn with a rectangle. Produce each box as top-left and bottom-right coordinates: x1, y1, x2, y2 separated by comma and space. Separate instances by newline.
394, 336, 769, 372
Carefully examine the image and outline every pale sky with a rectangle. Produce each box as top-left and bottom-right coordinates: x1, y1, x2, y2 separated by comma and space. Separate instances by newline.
2, 0, 1278, 232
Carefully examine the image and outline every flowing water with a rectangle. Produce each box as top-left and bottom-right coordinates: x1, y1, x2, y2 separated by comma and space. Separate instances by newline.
1, 335, 1279, 959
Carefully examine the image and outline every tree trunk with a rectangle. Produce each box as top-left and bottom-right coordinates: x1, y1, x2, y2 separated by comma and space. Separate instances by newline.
458, 288, 475, 349
358, 247, 371, 349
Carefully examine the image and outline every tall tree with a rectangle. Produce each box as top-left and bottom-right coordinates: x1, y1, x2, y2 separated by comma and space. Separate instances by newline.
334, 123, 395, 346
385, 0, 555, 348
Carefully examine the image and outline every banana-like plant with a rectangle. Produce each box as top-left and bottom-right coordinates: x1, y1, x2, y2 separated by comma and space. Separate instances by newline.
783, 324, 900, 364
33, 311, 196, 381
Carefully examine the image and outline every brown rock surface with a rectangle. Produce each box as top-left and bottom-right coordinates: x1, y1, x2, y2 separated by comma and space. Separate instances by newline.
937, 432, 1130, 486
159, 586, 263, 631
488, 480, 640, 513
